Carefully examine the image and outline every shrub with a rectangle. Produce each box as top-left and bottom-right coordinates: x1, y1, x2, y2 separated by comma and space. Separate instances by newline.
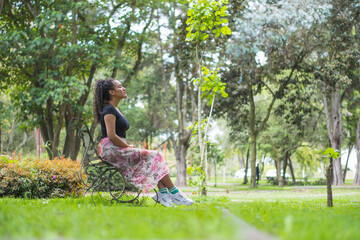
0, 156, 85, 198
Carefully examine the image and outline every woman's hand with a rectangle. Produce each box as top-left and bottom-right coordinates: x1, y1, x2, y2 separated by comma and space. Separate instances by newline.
127, 144, 135, 148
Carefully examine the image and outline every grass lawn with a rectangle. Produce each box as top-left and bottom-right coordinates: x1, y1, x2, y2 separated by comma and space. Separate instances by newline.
1, 185, 360, 240
223, 186, 360, 240
0, 196, 237, 240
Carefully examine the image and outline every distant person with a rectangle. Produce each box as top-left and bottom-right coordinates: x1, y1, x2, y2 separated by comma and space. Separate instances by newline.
93, 78, 193, 207
256, 164, 260, 184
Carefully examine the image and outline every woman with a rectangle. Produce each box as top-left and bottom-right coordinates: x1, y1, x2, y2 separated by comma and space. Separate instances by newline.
93, 78, 193, 207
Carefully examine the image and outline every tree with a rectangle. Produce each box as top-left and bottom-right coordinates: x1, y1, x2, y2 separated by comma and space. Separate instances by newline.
310, 0, 360, 185
185, 0, 231, 194
219, 0, 329, 188
0, 0, 157, 159
261, 71, 325, 186
317, 148, 340, 207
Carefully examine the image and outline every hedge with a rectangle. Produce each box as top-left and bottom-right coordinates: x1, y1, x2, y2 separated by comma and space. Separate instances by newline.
0, 156, 85, 198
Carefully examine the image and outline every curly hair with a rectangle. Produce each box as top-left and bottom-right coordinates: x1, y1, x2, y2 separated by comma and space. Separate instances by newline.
93, 78, 115, 124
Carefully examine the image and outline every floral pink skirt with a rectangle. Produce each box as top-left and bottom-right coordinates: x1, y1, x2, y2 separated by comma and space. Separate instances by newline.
100, 137, 170, 192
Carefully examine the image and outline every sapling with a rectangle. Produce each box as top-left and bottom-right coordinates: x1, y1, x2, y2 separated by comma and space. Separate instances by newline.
316, 147, 340, 207
184, 0, 231, 195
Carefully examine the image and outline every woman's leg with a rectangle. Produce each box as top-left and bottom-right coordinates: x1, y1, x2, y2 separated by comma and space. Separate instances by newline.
159, 174, 175, 189
157, 179, 166, 189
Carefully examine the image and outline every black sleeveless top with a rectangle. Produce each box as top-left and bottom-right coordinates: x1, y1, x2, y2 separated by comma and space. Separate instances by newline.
100, 105, 129, 139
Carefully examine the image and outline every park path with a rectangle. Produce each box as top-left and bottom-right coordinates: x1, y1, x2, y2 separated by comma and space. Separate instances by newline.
178, 189, 279, 240
222, 209, 278, 240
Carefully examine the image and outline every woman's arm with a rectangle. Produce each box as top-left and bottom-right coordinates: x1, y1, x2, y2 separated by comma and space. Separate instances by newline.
104, 114, 133, 148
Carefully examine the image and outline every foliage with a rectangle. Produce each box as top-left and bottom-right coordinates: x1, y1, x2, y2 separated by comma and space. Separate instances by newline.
294, 146, 322, 169
187, 140, 225, 192
185, 0, 231, 43
0, 156, 84, 198
187, 165, 206, 193
315, 147, 340, 160
0, 0, 158, 159
196, 67, 228, 105
185, 0, 231, 194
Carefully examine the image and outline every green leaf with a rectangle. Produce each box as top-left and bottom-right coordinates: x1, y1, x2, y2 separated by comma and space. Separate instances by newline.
187, 9, 194, 16
220, 27, 227, 35
221, 92, 228, 98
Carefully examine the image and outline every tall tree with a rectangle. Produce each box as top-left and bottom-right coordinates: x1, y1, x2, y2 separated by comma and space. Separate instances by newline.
219, 0, 329, 187
0, 0, 157, 159
311, 0, 360, 185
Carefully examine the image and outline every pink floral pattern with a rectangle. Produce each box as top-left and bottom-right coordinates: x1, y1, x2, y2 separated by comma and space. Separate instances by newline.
100, 137, 170, 192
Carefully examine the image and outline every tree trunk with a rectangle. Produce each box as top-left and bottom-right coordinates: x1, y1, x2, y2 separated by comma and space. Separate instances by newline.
177, 141, 188, 186
326, 158, 333, 207
39, 119, 52, 159
276, 157, 283, 187
323, 82, 344, 185
248, 83, 257, 188
288, 156, 296, 184
250, 133, 257, 188
282, 152, 288, 185
173, 54, 187, 186
206, 146, 211, 180
243, 147, 250, 184
354, 116, 360, 185
343, 145, 352, 182
239, 153, 244, 169
65, 103, 76, 160
213, 158, 217, 187
52, 103, 66, 157
8, 118, 16, 147
63, 114, 71, 158
15, 133, 33, 151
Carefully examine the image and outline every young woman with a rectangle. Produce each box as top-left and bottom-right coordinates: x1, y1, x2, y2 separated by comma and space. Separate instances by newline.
93, 78, 193, 207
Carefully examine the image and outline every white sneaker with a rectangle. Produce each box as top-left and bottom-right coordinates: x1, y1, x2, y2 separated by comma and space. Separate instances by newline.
152, 192, 174, 207
170, 190, 194, 206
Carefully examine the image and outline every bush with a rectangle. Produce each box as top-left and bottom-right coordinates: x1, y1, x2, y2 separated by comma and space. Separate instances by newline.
0, 156, 85, 198
267, 176, 327, 186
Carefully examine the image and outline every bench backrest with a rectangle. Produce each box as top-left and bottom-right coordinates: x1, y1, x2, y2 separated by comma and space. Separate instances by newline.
70, 118, 102, 167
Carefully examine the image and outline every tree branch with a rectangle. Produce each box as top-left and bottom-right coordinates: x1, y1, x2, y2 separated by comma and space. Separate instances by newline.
340, 85, 349, 103
109, 1, 125, 17
257, 50, 306, 133
24, 0, 36, 18
79, 64, 97, 107
261, 80, 275, 97
124, 6, 155, 85
0, 0, 4, 16
17, 63, 33, 78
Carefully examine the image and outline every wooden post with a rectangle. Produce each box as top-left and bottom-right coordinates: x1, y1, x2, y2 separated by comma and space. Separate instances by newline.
164, 142, 167, 160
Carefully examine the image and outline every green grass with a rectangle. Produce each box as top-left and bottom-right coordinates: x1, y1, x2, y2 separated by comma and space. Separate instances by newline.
0, 196, 236, 240
227, 187, 360, 240
229, 198, 360, 240
1, 186, 360, 240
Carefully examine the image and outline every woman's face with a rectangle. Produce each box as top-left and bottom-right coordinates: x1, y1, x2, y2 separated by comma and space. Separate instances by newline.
110, 80, 127, 100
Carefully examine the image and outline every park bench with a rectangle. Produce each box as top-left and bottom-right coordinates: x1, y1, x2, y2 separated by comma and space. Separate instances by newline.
70, 118, 158, 205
